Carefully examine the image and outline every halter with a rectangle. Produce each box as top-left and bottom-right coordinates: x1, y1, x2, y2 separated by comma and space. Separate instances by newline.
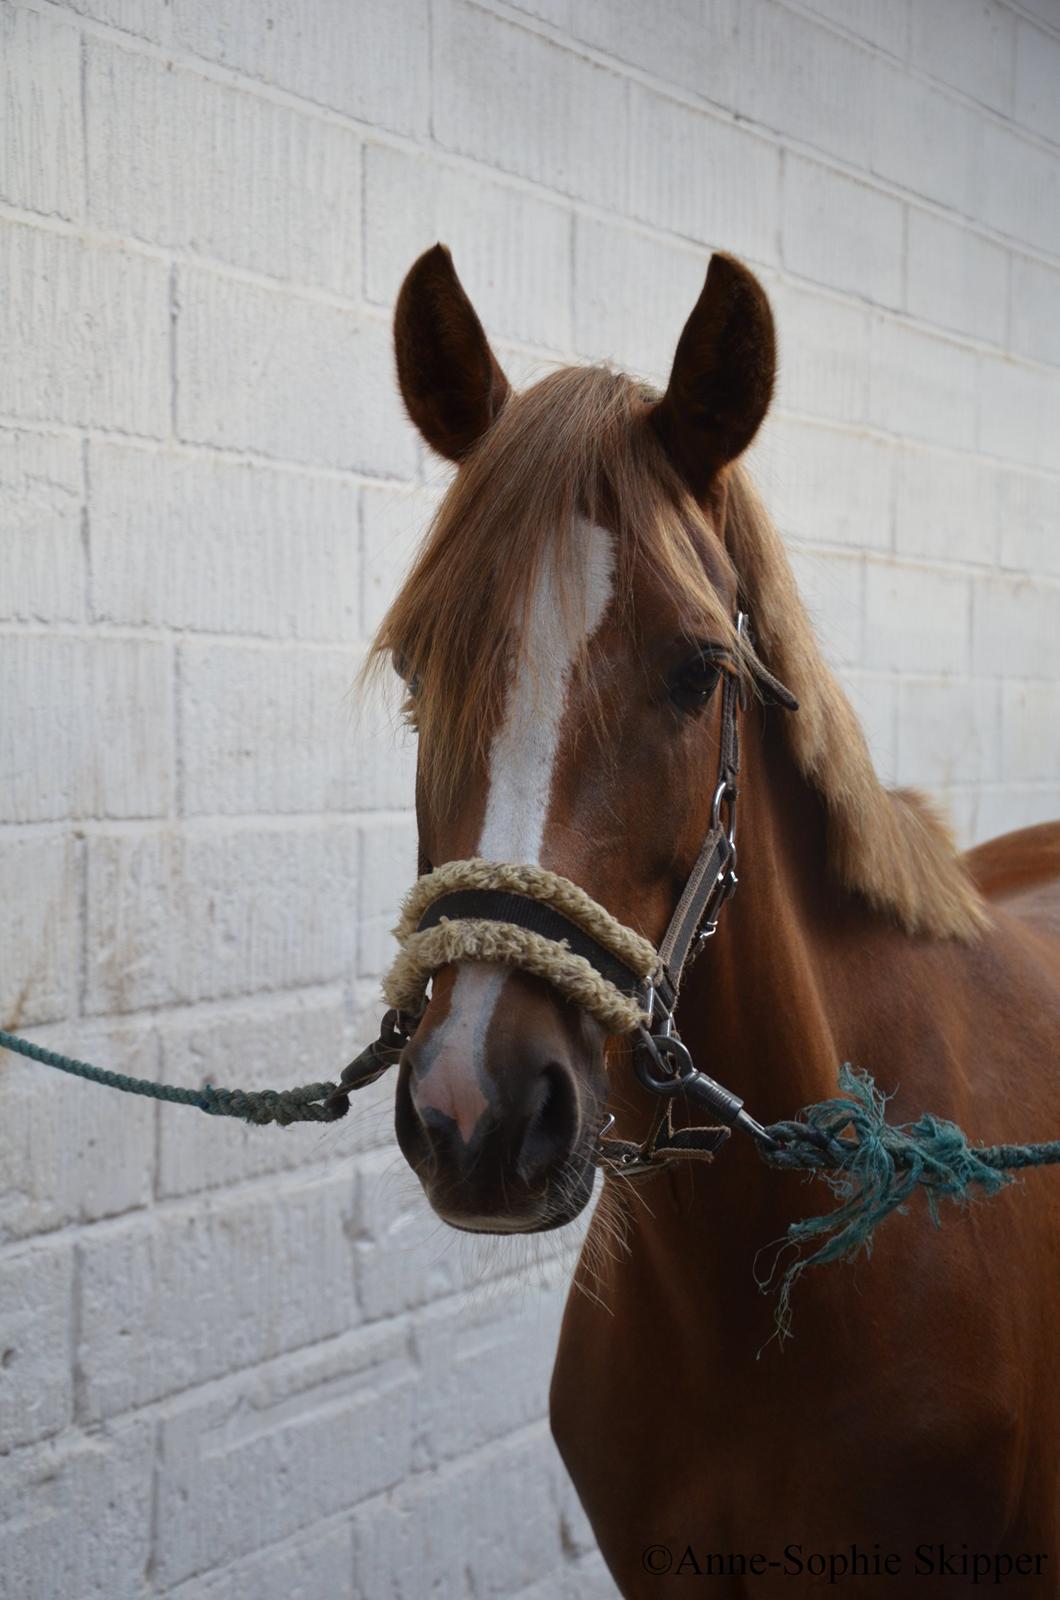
6, 605, 1056, 1309
340, 613, 800, 1177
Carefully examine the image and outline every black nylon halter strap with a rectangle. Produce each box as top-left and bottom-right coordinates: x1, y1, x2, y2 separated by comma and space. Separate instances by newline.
416, 889, 649, 1005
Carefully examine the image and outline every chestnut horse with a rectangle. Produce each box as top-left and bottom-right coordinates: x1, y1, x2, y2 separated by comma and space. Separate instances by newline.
375, 243, 1060, 1596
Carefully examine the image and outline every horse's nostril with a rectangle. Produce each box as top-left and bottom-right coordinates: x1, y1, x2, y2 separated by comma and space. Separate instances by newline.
518, 1063, 578, 1183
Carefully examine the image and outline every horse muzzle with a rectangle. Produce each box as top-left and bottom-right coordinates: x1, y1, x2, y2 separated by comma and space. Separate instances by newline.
392, 964, 605, 1232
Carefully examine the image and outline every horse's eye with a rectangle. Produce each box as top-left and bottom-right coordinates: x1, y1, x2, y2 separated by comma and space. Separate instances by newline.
392, 651, 419, 695
670, 652, 722, 713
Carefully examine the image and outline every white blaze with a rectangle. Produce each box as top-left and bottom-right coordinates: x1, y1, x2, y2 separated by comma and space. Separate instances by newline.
477, 519, 615, 864
433, 519, 615, 1098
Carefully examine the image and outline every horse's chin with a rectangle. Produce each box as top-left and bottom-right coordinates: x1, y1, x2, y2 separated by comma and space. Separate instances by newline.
424, 1151, 598, 1235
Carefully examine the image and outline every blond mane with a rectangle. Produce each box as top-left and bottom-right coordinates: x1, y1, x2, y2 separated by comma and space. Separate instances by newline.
369, 365, 984, 941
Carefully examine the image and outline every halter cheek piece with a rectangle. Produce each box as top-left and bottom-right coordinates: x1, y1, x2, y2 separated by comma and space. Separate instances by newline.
337, 613, 799, 1176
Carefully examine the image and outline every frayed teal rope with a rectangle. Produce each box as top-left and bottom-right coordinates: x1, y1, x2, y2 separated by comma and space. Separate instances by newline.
757, 1065, 1060, 1343
0, 1029, 340, 1125
4, 1029, 1058, 1290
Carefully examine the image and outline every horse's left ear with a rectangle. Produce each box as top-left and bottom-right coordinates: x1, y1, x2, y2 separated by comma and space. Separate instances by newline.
650, 253, 776, 499
394, 243, 511, 462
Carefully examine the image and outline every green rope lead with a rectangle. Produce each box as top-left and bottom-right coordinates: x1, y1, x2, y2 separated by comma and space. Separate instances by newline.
757, 1065, 1060, 1342
3, 1029, 1058, 1308
0, 1029, 342, 1126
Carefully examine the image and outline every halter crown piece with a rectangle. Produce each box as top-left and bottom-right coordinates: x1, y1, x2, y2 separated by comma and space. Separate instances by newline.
380, 614, 801, 1171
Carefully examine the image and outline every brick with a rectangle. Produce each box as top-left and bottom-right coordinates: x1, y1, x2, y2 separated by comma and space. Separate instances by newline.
906, 212, 1008, 347
971, 573, 1060, 678
86, 42, 361, 295
0, 428, 84, 623
434, 1, 628, 210
351, 1425, 570, 1600
734, 2, 876, 167
788, 547, 864, 666
628, 87, 781, 264
176, 267, 415, 476
974, 784, 1060, 845
163, 1524, 354, 1600
1009, 255, 1060, 370
894, 446, 1000, 567
494, 338, 568, 394
172, 0, 429, 134
54, 0, 172, 41
867, 319, 979, 450
509, 0, 570, 21
358, 818, 418, 977
0, 836, 79, 1030
980, 122, 1060, 257
1014, 20, 1060, 146
978, 355, 1059, 472
1001, 681, 1060, 783
910, 0, 1015, 114
896, 677, 1000, 787
568, 0, 740, 107
0, 8, 83, 221
353, 1146, 535, 1321
0, 1018, 155, 1243
782, 158, 903, 309
0, 1242, 74, 1448
998, 470, 1060, 580
89, 442, 360, 638
346, 673, 420, 813
944, 789, 978, 849
411, 1273, 567, 1469
180, 641, 368, 815
572, 217, 708, 380
84, 823, 361, 1013
0, 1422, 152, 1600
1009, 0, 1060, 26
78, 1171, 357, 1420
0, 635, 172, 822
153, 1325, 414, 1587
771, 283, 870, 423
864, 561, 971, 673
360, 483, 437, 642
156, 990, 358, 1199
0, 223, 169, 435
764, 417, 894, 552
364, 145, 572, 350
797, 0, 908, 56
839, 669, 897, 783
872, 62, 979, 213
519, 1553, 622, 1599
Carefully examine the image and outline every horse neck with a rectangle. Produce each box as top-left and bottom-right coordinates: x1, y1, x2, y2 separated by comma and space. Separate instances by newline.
674, 702, 938, 1129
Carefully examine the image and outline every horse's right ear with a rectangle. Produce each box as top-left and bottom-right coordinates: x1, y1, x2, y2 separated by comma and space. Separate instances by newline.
650, 253, 776, 500
394, 244, 511, 462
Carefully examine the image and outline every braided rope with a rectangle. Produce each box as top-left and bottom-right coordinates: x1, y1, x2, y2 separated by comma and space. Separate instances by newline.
385, 919, 649, 1034
387, 859, 658, 1031
0, 1029, 342, 1126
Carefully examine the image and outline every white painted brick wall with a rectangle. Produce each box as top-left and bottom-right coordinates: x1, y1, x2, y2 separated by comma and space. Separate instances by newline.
1, 2, 1057, 1596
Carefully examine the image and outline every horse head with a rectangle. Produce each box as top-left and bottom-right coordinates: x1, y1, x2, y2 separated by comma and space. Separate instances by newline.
375, 243, 776, 1232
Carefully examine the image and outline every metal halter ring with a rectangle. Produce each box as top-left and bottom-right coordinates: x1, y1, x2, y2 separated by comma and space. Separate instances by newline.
633, 1027, 697, 1096
710, 777, 738, 846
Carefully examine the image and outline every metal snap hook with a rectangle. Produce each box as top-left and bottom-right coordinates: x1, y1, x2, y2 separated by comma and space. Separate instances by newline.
633, 1028, 697, 1096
